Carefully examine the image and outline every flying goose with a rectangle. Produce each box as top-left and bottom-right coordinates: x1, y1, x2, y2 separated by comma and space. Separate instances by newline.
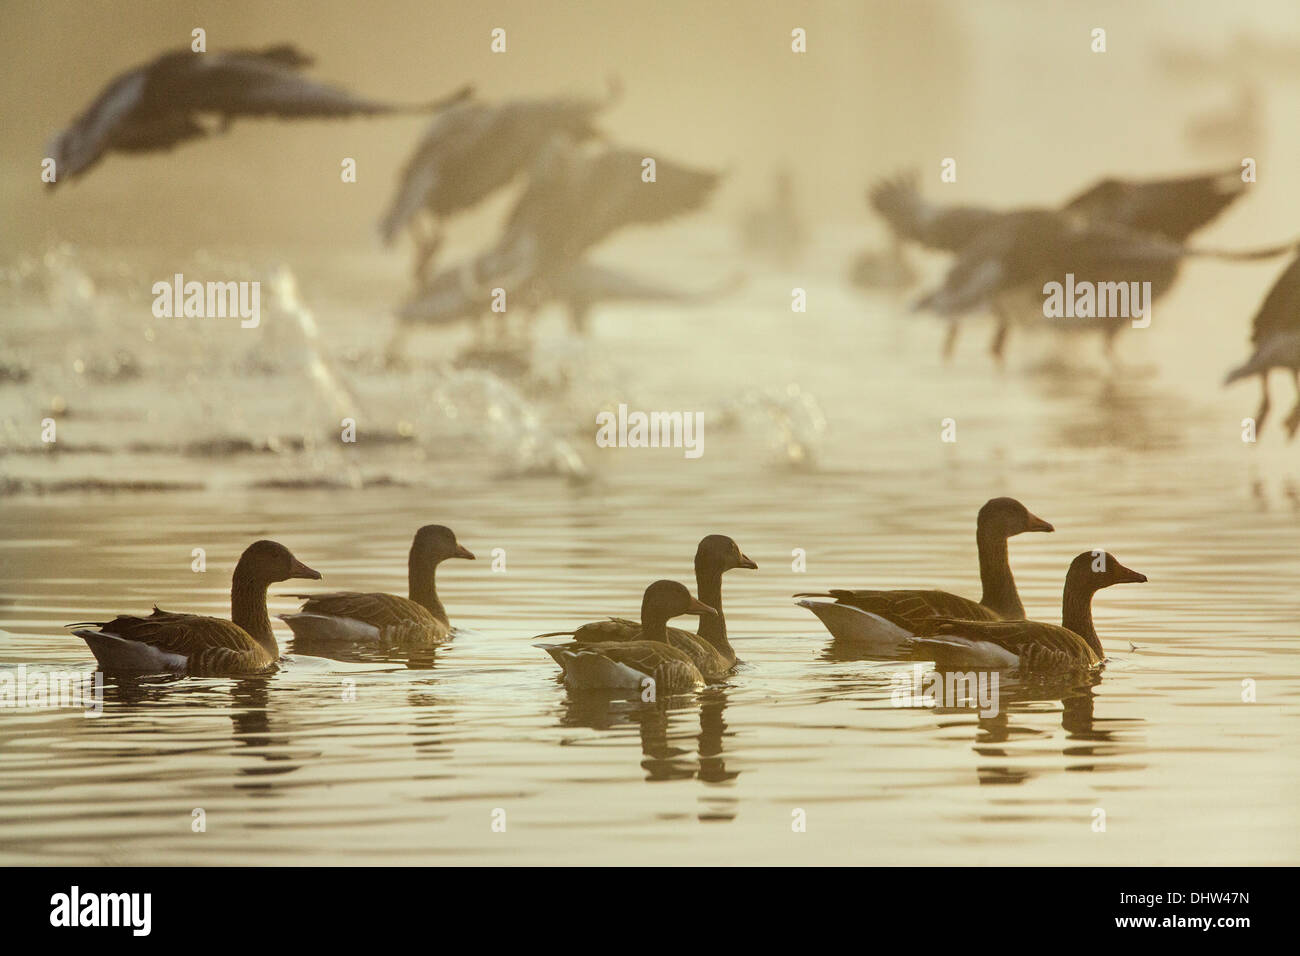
379, 94, 609, 280
279, 525, 474, 649
1225, 254, 1300, 438
909, 551, 1148, 672
544, 535, 756, 681
795, 497, 1053, 656
69, 540, 320, 676
45, 44, 471, 187
873, 169, 1252, 359
536, 580, 715, 693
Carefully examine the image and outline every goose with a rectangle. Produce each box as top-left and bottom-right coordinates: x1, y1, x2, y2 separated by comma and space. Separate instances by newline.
379, 94, 609, 281
279, 525, 474, 649
69, 540, 320, 676
795, 497, 1053, 656
536, 580, 715, 693
1224, 254, 1300, 439
46, 44, 471, 188
909, 551, 1148, 672
873, 169, 1253, 359
545, 535, 756, 680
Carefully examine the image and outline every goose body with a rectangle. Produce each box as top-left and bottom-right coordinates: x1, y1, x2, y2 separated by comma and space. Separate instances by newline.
537, 580, 716, 693
558, 535, 756, 681
279, 525, 473, 650
909, 551, 1147, 673
46, 44, 470, 187
1225, 254, 1300, 438
70, 540, 320, 676
796, 497, 1053, 655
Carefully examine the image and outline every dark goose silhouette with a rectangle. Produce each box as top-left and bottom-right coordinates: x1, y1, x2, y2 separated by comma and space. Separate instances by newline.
279, 525, 474, 649
379, 94, 609, 280
69, 540, 320, 676
537, 535, 756, 681
535, 580, 715, 693
45, 44, 471, 187
910, 551, 1148, 673
1225, 254, 1300, 438
872, 169, 1252, 358
795, 497, 1053, 656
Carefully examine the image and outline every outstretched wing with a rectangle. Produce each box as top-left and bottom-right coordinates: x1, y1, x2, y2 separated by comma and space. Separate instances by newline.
1062, 168, 1246, 242
46, 68, 149, 184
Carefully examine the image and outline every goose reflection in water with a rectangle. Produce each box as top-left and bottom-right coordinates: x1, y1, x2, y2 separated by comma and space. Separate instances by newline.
551, 688, 739, 792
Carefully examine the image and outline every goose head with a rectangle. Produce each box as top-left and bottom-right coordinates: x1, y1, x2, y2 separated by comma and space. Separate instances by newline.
235, 540, 321, 585
640, 580, 716, 627
1066, 551, 1149, 592
695, 534, 758, 574
410, 525, 476, 566
978, 497, 1055, 538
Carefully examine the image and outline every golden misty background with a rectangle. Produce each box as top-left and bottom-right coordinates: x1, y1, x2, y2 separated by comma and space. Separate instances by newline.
4, 0, 1299, 259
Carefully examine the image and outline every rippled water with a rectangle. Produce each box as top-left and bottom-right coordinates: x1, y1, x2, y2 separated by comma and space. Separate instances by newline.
2, 237, 1298, 865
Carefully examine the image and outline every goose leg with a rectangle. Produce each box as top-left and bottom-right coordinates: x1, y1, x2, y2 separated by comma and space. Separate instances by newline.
988, 308, 1010, 364
568, 300, 592, 336
1255, 371, 1271, 433
1283, 370, 1300, 439
941, 319, 960, 361
383, 322, 411, 369
411, 217, 444, 284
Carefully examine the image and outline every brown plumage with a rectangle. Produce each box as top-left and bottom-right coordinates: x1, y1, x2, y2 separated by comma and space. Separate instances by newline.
910, 551, 1148, 673
69, 540, 320, 676
536, 580, 716, 693
280, 525, 474, 650
555, 535, 756, 680
795, 497, 1053, 654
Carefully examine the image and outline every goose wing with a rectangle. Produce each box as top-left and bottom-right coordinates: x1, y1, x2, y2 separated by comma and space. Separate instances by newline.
814, 589, 999, 631
915, 617, 1099, 670
77, 607, 260, 656
584, 640, 704, 689
46, 67, 150, 184
1062, 168, 1246, 242
293, 591, 442, 630
378, 102, 494, 242
174, 47, 408, 118
1248, 254, 1300, 344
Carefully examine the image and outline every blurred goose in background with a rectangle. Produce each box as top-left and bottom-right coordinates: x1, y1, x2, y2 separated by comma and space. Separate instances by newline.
795, 497, 1053, 657
68, 540, 320, 676
45, 44, 470, 187
387, 139, 722, 360
536, 580, 715, 692
872, 168, 1251, 359
910, 551, 1147, 672
542, 535, 756, 680
1225, 254, 1300, 438
280, 525, 474, 649
379, 92, 610, 281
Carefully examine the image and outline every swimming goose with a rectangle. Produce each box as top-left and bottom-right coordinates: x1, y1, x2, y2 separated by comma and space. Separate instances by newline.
1224, 254, 1300, 438
909, 551, 1148, 672
46, 44, 471, 187
795, 497, 1053, 656
279, 525, 474, 649
536, 580, 715, 693
551, 535, 756, 680
69, 540, 320, 676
